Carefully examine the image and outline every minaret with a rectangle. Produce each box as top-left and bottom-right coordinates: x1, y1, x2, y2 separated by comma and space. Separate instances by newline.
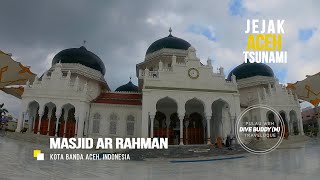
159, 60, 163, 71
144, 68, 149, 78
268, 83, 272, 95
263, 87, 267, 98
207, 57, 212, 67
257, 90, 261, 102
74, 76, 79, 91
172, 55, 176, 65
65, 70, 71, 87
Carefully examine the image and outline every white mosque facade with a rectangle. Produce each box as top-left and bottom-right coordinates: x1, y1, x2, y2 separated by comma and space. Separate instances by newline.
15, 31, 304, 145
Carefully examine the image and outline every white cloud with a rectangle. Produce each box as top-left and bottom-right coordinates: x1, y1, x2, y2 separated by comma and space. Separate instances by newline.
1, 0, 319, 115
233, 1, 319, 85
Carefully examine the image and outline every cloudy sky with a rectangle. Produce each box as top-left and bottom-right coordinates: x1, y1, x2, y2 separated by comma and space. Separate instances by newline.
0, 0, 319, 117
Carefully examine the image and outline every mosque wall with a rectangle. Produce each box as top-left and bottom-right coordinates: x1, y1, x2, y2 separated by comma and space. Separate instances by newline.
89, 103, 142, 138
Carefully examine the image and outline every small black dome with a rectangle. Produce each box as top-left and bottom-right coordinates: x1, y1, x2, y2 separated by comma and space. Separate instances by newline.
227, 62, 274, 80
115, 81, 139, 92
146, 32, 191, 55
52, 46, 106, 75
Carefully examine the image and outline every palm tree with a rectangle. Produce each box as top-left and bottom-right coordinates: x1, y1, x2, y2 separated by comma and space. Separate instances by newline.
0, 103, 8, 132
0, 103, 8, 118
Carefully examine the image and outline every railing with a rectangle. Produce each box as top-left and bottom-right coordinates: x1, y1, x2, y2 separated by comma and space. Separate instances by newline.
149, 71, 159, 78
140, 71, 159, 77
176, 62, 186, 66
163, 67, 173, 72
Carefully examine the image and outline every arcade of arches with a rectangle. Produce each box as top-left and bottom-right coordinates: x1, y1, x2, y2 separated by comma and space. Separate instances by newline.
151, 97, 231, 145
266, 110, 301, 137
24, 101, 77, 138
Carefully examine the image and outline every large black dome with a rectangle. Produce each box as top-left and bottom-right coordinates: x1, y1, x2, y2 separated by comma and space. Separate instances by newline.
115, 81, 139, 92
52, 46, 106, 75
227, 62, 274, 81
146, 32, 191, 55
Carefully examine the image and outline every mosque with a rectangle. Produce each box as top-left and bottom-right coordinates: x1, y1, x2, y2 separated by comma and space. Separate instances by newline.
15, 29, 304, 145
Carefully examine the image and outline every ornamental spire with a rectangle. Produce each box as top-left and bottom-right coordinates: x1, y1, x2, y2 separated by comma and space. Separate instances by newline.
169, 27, 172, 35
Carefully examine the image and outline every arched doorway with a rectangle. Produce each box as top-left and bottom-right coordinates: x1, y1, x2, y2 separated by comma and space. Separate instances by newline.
59, 104, 76, 138
27, 101, 39, 134
266, 111, 278, 138
154, 111, 166, 137
279, 111, 289, 138
185, 112, 204, 144
48, 107, 57, 136
33, 102, 56, 135
169, 113, 180, 145
211, 99, 230, 144
39, 106, 49, 135
155, 97, 178, 145
39, 102, 56, 135
289, 110, 299, 135
267, 111, 276, 124
185, 98, 205, 144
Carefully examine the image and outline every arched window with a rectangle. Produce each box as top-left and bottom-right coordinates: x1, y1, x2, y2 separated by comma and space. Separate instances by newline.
109, 113, 118, 135
126, 115, 135, 136
92, 113, 101, 134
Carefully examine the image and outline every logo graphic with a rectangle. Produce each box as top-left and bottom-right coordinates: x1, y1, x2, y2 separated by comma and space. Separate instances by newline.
235, 104, 285, 154
33, 150, 44, 160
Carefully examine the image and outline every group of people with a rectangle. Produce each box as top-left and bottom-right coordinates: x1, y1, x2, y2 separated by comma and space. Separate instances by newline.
215, 135, 233, 150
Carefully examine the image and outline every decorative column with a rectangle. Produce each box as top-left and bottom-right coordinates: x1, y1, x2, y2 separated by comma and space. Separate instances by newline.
230, 114, 236, 136
31, 115, 35, 132
83, 114, 89, 137
55, 110, 61, 137
149, 114, 155, 138
206, 116, 212, 144
298, 117, 304, 135
165, 113, 171, 139
290, 122, 294, 136
22, 112, 27, 129
75, 116, 78, 137
47, 109, 52, 135
15, 111, 24, 132
77, 116, 82, 138
184, 119, 189, 145
179, 114, 184, 145
29, 114, 34, 133
32, 110, 37, 133
292, 109, 304, 136
77, 105, 87, 138
63, 109, 69, 137
37, 109, 44, 135
220, 113, 224, 140
287, 120, 292, 136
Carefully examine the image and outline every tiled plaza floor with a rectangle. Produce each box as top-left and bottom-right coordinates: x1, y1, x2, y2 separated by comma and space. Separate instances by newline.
0, 137, 319, 180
